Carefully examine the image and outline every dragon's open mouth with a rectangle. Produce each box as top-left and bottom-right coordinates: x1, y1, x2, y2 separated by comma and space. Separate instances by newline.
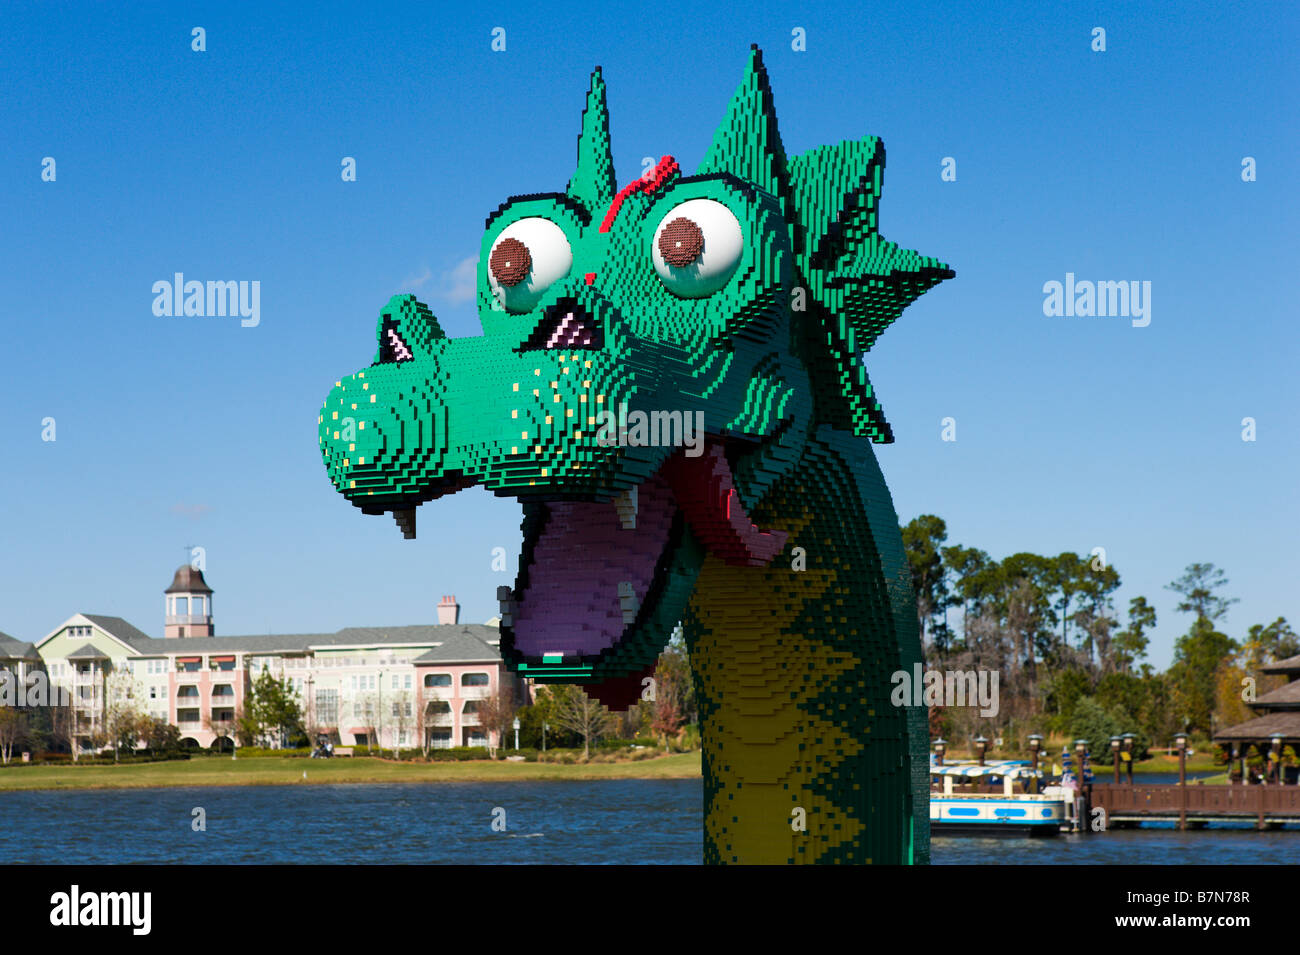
497, 438, 788, 688
521, 297, 603, 351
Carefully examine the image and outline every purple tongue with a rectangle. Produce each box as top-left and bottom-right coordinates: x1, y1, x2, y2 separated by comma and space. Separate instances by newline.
512, 476, 675, 657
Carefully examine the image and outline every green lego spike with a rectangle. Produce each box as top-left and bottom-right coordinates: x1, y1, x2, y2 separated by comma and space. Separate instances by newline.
318, 48, 954, 865
696, 46, 794, 216
565, 66, 617, 215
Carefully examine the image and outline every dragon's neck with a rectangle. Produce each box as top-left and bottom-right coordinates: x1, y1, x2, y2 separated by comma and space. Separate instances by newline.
682, 426, 927, 864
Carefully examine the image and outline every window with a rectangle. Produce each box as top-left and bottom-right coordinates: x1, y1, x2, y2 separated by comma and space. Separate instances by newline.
391, 675, 400, 690
174, 596, 189, 615
317, 689, 338, 725
404, 674, 412, 690
149, 687, 158, 700
462, 700, 480, 714
461, 672, 490, 687
424, 674, 451, 688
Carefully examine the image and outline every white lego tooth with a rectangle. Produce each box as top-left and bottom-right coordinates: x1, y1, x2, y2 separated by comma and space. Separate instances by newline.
618, 581, 639, 623
613, 486, 638, 529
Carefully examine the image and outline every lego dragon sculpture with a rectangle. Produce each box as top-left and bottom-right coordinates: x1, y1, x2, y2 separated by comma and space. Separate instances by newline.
319, 47, 953, 863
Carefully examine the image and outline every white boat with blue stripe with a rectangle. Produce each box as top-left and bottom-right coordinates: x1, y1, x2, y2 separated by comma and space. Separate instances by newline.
930, 759, 1069, 837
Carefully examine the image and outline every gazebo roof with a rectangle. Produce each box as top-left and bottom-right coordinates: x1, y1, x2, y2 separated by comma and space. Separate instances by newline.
1261, 652, 1300, 675
1214, 711, 1300, 743
1252, 681, 1300, 709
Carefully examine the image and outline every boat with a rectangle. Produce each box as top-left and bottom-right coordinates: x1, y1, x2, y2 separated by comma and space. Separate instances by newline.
930, 759, 1070, 837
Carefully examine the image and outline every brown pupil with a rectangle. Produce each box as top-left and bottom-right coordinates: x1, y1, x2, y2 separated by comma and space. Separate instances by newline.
659, 217, 704, 268
491, 237, 531, 287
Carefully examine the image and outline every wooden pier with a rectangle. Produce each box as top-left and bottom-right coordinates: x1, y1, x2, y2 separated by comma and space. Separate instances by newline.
1090, 783, 1300, 829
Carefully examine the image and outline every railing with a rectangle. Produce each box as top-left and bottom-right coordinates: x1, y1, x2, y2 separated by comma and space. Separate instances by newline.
460, 714, 480, 726
459, 686, 491, 700
1092, 783, 1300, 817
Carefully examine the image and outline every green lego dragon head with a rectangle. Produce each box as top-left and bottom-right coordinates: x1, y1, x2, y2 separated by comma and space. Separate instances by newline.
319, 47, 953, 704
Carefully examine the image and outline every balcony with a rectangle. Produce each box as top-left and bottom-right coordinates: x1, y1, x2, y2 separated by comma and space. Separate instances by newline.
424, 714, 453, 727
459, 686, 491, 700
460, 714, 480, 726
175, 671, 204, 683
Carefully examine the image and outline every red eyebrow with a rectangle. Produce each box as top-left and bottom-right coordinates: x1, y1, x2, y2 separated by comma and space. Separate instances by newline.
598, 156, 680, 233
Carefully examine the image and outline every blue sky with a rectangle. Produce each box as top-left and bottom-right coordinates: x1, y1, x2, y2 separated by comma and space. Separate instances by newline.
1, 0, 1295, 669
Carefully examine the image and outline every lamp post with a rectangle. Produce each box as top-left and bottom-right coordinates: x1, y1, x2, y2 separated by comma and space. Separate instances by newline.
1110, 735, 1122, 784
1074, 739, 1090, 834
542, 721, 548, 754
513, 717, 520, 751
1121, 732, 1135, 784
933, 737, 947, 767
1174, 731, 1188, 831
1028, 735, 1042, 794
974, 735, 988, 767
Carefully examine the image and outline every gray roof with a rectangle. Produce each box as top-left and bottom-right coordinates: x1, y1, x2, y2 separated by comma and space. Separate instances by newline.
83, 615, 157, 650
1215, 710, 1300, 742
66, 643, 110, 660
0, 632, 38, 660
1252, 680, 1300, 709
1261, 653, 1300, 675
120, 623, 501, 662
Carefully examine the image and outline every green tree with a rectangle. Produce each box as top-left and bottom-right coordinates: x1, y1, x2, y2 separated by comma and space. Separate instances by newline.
1165, 562, 1239, 625
144, 716, 181, 753
1167, 619, 1237, 736
1113, 596, 1156, 673
940, 544, 994, 649
901, 515, 952, 652
1070, 696, 1148, 765
1244, 617, 1299, 666
244, 671, 303, 749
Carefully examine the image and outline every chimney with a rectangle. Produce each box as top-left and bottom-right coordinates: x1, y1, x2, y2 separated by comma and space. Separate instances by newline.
437, 595, 459, 626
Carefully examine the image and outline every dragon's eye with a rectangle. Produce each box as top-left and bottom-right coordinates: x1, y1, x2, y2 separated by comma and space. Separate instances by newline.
652, 199, 743, 298
488, 217, 573, 312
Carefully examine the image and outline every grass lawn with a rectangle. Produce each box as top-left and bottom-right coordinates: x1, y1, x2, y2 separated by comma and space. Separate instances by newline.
0, 752, 702, 792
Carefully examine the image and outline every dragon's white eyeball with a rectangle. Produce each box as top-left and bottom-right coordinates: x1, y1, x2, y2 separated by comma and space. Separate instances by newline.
488, 217, 573, 312
652, 199, 743, 298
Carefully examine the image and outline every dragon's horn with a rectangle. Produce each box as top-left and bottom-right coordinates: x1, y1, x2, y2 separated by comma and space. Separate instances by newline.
566, 66, 617, 214
697, 45, 793, 215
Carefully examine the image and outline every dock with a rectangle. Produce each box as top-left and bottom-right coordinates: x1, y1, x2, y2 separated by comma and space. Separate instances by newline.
1090, 783, 1300, 829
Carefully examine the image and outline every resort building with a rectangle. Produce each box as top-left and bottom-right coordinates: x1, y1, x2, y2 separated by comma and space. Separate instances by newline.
25, 566, 524, 753
1215, 652, 1300, 783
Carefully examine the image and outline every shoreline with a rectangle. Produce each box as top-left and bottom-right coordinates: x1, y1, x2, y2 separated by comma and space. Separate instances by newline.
0, 752, 703, 792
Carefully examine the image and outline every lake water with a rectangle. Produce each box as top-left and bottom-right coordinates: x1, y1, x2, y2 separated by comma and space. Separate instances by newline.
1, 780, 1293, 864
